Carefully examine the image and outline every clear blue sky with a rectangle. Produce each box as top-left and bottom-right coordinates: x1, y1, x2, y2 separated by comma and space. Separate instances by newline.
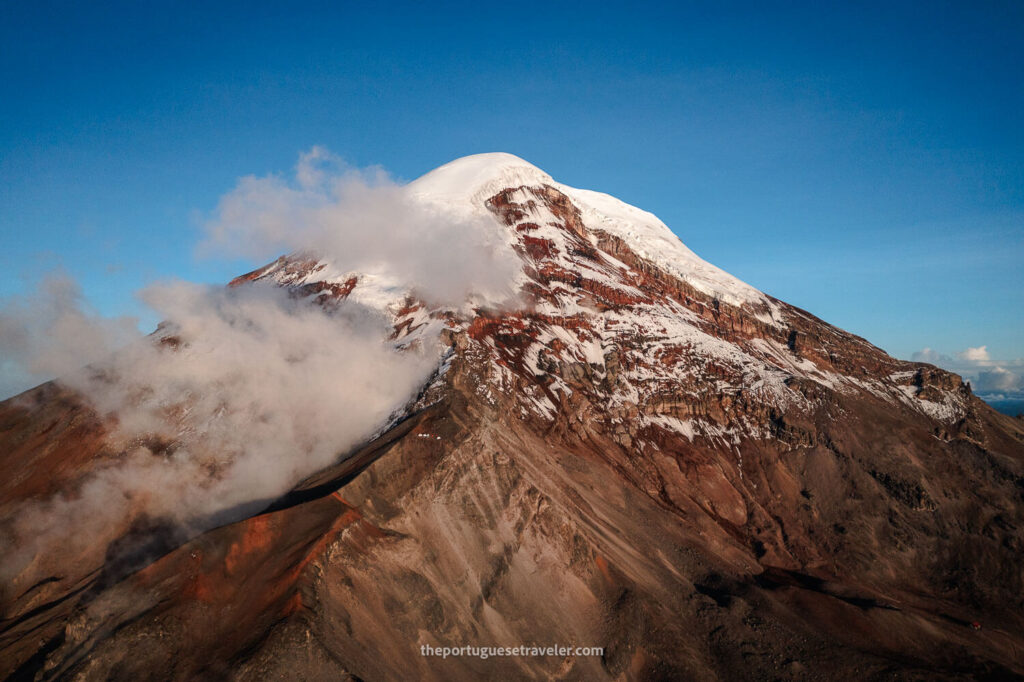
2, 1, 1022, 367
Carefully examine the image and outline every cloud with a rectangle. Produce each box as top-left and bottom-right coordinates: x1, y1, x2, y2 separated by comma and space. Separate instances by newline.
200, 148, 521, 307
1, 278, 439, 585
974, 366, 1022, 393
912, 345, 1023, 397
295, 145, 337, 189
0, 272, 141, 398
911, 347, 943, 364
957, 346, 992, 365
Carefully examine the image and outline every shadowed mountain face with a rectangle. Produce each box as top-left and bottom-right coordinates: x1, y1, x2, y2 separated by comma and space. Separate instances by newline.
2, 155, 1023, 681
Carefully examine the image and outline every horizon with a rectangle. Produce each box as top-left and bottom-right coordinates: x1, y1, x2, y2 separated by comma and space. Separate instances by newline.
1, 1, 1021, 410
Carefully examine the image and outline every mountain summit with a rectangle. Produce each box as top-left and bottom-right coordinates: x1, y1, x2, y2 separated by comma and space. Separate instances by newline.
2, 155, 1023, 680
410, 153, 773, 309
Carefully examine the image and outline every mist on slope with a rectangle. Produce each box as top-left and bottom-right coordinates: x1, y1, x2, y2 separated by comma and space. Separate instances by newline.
0, 148, 520, 583
0, 273, 140, 400
202, 146, 520, 305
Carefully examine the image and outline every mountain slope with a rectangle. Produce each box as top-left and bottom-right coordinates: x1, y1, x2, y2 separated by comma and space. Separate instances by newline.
2, 154, 1023, 681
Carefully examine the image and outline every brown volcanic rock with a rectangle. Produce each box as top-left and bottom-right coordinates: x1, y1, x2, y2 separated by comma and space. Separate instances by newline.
0, 384, 111, 511
2, 155, 1023, 680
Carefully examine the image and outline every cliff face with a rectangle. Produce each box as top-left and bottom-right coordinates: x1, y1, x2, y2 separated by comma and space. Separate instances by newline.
2, 156, 1023, 680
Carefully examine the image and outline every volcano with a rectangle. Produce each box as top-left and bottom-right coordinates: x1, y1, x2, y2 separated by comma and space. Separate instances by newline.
2, 154, 1023, 680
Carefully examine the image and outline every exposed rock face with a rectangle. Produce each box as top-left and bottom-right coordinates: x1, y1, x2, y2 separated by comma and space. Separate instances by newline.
2, 154, 1023, 680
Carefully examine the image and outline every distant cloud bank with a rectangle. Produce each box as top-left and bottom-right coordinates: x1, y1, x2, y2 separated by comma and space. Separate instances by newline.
912, 345, 1023, 404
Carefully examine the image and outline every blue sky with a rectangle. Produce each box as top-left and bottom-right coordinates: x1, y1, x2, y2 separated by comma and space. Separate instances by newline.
2, 1, 1022, 392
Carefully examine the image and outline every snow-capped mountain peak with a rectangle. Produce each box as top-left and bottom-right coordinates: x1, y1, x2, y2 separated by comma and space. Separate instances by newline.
4, 152, 1020, 681
407, 152, 553, 206
409, 153, 773, 311
234, 152, 972, 442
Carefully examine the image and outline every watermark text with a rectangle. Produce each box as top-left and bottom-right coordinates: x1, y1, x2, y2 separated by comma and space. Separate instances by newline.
420, 644, 604, 660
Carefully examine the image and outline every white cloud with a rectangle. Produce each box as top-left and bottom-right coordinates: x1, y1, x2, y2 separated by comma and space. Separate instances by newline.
0, 272, 140, 398
1, 278, 440, 584
200, 148, 521, 307
294, 144, 338, 189
974, 366, 1022, 393
957, 345, 992, 365
912, 345, 1023, 397
911, 347, 943, 364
